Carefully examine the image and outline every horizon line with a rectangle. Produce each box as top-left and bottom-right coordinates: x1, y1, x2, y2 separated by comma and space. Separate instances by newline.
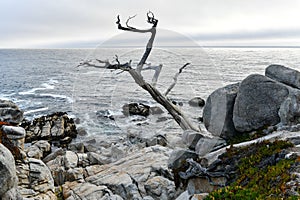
1, 45, 300, 49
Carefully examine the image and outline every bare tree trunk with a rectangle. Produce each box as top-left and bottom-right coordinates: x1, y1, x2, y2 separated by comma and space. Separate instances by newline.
78, 12, 201, 133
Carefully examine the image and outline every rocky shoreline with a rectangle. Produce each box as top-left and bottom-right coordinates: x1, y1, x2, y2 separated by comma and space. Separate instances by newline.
1, 64, 300, 199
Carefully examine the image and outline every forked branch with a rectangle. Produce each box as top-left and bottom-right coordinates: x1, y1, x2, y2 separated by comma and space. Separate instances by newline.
79, 12, 201, 133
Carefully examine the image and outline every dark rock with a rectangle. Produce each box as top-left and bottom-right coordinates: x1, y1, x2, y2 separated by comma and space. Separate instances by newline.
203, 83, 239, 139
21, 112, 77, 147
0, 99, 23, 125
188, 97, 205, 107
266, 64, 300, 89
168, 149, 198, 188
233, 74, 289, 132
122, 103, 150, 117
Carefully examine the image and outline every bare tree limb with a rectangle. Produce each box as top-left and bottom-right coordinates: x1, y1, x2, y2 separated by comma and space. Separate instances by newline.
143, 64, 163, 87
126, 15, 137, 29
79, 12, 201, 133
116, 12, 158, 74
165, 63, 190, 96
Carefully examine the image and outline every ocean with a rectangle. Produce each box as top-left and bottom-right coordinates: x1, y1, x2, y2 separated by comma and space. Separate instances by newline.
1, 47, 300, 142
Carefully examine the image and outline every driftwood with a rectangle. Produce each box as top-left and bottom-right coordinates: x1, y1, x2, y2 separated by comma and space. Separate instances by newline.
179, 158, 227, 187
78, 12, 200, 132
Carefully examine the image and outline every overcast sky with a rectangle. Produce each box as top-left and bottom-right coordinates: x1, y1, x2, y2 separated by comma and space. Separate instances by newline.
1, 0, 300, 48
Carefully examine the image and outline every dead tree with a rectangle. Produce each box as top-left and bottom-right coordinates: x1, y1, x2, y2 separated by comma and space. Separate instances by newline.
78, 12, 201, 132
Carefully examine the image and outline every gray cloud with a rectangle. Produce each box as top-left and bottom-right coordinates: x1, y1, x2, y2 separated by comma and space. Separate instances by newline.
1, 0, 300, 48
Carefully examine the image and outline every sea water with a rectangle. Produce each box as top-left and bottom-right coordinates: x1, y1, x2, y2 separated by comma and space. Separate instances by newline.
1, 48, 300, 141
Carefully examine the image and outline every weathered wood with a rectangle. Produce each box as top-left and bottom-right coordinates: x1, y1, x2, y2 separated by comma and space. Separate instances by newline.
78, 12, 201, 132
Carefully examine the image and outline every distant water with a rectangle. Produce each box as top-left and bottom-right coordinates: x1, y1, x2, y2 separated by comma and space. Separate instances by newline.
1, 48, 300, 141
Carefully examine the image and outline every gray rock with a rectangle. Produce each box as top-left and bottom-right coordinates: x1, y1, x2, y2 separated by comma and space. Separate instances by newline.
279, 91, 300, 126
62, 182, 118, 200
266, 64, 300, 89
203, 83, 239, 139
168, 149, 198, 170
0, 144, 22, 199
28, 158, 55, 194
26, 140, 51, 159
150, 106, 164, 115
187, 177, 226, 194
86, 146, 173, 199
175, 191, 191, 200
182, 130, 203, 150
195, 137, 226, 156
0, 99, 23, 125
233, 74, 289, 132
68, 142, 85, 153
64, 151, 78, 169
1, 125, 26, 150
87, 152, 108, 165
188, 97, 205, 107
43, 148, 65, 163
144, 176, 176, 200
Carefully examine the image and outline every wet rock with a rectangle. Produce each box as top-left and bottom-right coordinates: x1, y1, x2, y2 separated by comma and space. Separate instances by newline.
122, 103, 150, 117
203, 83, 239, 140
233, 74, 289, 132
0, 99, 24, 125
22, 112, 77, 147
188, 97, 205, 107
0, 144, 22, 199
266, 64, 300, 89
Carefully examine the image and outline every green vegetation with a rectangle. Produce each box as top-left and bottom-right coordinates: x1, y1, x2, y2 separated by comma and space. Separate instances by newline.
205, 140, 299, 200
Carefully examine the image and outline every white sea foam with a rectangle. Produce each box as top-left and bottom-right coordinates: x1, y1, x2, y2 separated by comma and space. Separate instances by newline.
24, 107, 49, 115
19, 79, 57, 95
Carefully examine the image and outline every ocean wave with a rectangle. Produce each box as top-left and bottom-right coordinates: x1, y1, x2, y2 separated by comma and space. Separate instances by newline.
39, 93, 74, 103
24, 107, 49, 115
18, 79, 57, 95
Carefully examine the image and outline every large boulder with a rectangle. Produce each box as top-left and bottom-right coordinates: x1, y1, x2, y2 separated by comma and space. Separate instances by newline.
233, 74, 290, 132
266, 64, 300, 89
203, 83, 239, 139
0, 144, 22, 199
0, 99, 23, 125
